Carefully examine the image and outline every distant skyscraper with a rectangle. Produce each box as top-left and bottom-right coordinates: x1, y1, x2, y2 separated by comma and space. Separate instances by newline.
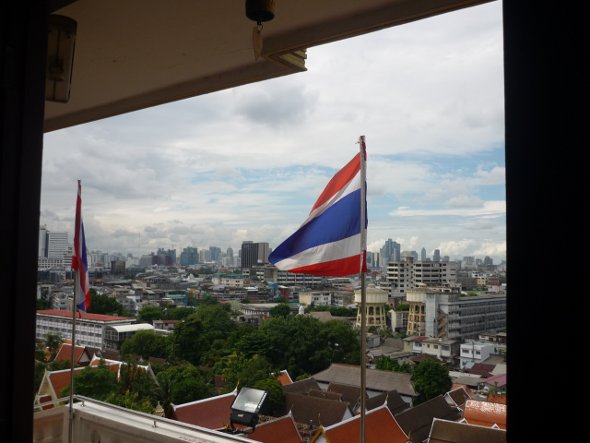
39, 225, 48, 257
226, 247, 234, 267
401, 250, 418, 260
180, 247, 198, 266
421, 247, 427, 261
47, 231, 68, 258
209, 246, 221, 262
433, 249, 441, 262
199, 249, 211, 262
241, 241, 270, 269
380, 239, 401, 266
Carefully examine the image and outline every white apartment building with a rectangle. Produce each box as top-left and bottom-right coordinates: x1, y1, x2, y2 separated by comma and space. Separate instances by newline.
298, 291, 332, 307
46, 231, 68, 258
459, 341, 496, 369
387, 257, 458, 296
403, 336, 459, 363
36, 309, 135, 349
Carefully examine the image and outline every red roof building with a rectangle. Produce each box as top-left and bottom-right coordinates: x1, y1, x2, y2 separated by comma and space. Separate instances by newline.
53, 342, 92, 366
312, 405, 409, 443
36, 309, 135, 349
463, 400, 507, 429
247, 414, 303, 443
171, 390, 237, 430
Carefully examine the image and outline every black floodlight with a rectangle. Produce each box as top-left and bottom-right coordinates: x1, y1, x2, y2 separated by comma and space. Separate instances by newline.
230, 387, 268, 430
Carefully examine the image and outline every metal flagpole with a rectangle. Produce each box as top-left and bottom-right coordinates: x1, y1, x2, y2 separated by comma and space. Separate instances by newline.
68, 273, 78, 443
358, 135, 367, 443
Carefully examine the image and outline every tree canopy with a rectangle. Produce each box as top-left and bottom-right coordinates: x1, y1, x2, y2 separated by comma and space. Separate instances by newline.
411, 359, 452, 404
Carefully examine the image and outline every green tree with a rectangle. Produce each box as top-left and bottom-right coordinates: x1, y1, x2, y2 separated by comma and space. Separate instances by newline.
375, 355, 413, 374
165, 306, 195, 321
254, 377, 285, 416
120, 330, 170, 360
62, 364, 119, 401
269, 303, 291, 318
88, 291, 126, 316
411, 359, 452, 404
118, 361, 162, 407
45, 332, 63, 361
138, 306, 164, 323
157, 363, 214, 408
105, 391, 154, 413
215, 353, 274, 390
239, 315, 360, 379
172, 304, 237, 365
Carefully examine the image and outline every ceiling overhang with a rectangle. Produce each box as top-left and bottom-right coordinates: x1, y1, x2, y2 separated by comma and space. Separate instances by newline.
44, 0, 493, 132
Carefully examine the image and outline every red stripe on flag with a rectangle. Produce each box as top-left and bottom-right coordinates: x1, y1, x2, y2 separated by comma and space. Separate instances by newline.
289, 253, 365, 277
310, 154, 360, 213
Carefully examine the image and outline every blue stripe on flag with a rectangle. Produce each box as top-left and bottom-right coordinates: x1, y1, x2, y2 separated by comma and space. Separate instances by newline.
270, 189, 361, 262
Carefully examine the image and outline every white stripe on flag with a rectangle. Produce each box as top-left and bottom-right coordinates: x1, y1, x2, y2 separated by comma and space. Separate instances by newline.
273, 233, 362, 270
302, 169, 361, 227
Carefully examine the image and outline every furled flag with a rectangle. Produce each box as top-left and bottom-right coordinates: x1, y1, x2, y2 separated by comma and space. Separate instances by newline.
72, 180, 90, 311
268, 138, 367, 276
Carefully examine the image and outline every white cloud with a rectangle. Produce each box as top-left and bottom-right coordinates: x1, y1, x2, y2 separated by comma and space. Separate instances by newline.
40, 2, 506, 262
392, 200, 505, 218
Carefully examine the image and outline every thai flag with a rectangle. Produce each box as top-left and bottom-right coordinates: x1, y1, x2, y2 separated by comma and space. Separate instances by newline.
269, 139, 367, 277
72, 180, 90, 311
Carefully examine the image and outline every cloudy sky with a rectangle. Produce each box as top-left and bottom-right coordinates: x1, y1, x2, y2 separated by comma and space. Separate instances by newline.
41, 1, 505, 263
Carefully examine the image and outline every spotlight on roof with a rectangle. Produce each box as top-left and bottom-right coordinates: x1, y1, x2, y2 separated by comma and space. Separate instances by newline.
229, 387, 268, 431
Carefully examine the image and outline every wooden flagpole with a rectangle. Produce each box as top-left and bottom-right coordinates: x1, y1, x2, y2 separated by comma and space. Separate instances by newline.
358, 135, 367, 443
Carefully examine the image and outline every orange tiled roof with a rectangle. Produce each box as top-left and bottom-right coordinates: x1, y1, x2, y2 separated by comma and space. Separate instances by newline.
47, 367, 84, 397
321, 405, 408, 443
463, 400, 507, 429
54, 343, 88, 365
247, 415, 302, 443
172, 391, 237, 430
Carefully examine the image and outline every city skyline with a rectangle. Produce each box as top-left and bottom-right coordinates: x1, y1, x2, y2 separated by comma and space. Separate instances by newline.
40, 2, 505, 263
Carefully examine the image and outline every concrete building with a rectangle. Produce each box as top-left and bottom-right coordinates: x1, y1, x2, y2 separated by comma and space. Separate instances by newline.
299, 291, 332, 307
36, 309, 135, 349
459, 341, 497, 369
46, 231, 68, 258
406, 286, 506, 341
389, 307, 409, 333
276, 270, 326, 287
387, 256, 458, 296
103, 323, 154, 350
403, 336, 460, 363
380, 239, 401, 267
240, 241, 270, 269
179, 247, 198, 266
355, 284, 388, 330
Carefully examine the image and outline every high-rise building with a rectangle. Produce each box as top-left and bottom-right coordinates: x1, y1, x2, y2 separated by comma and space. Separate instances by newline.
46, 231, 68, 258
241, 241, 269, 269
199, 249, 211, 263
380, 239, 400, 268
421, 248, 427, 261
38, 225, 48, 257
433, 249, 441, 262
180, 247, 198, 266
209, 246, 221, 262
226, 247, 234, 267
157, 248, 176, 266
